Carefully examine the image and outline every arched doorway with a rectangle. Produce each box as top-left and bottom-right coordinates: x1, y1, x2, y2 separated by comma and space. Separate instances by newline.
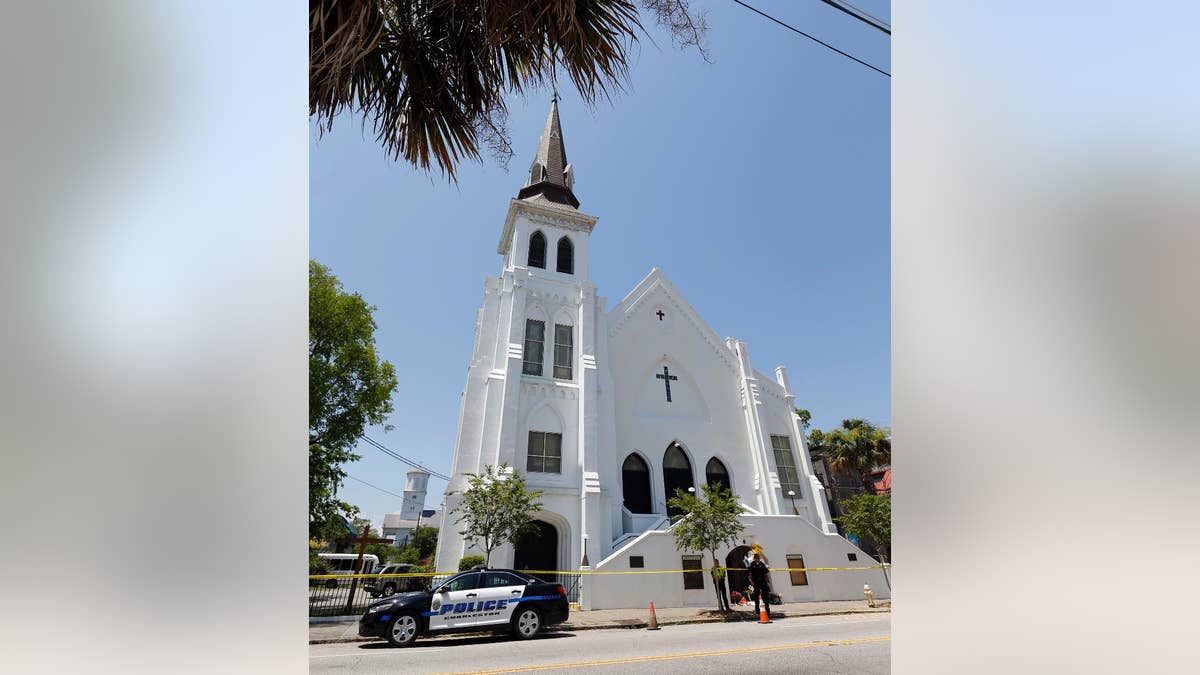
705, 457, 731, 494
513, 519, 558, 583
663, 443, 695, 518
622, 453, 652, 513
725, 545, 751, 594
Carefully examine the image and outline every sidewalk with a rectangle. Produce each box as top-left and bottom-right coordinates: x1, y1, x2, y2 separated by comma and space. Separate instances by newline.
310, 599, 891, 644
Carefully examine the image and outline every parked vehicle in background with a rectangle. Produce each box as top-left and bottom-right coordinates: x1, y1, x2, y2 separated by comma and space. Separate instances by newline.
365, 563, 425, 598
316, 553, 380, 589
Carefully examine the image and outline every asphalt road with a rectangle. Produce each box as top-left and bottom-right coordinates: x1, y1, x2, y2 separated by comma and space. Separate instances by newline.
309, 613, 891, 674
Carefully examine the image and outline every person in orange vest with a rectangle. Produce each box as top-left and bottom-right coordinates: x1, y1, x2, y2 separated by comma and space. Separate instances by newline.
747, 552, 772, 619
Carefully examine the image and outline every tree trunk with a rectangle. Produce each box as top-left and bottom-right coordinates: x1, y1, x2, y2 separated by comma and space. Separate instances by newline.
710, 552, 729, 612
876, 545, 891, 591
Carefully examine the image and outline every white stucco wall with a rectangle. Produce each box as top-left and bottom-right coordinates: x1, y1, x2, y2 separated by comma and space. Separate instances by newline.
582, 515, 889, 610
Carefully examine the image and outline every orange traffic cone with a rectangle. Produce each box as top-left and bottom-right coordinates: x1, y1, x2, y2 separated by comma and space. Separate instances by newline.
758, 606, 772, 624
647, 602, 661, 630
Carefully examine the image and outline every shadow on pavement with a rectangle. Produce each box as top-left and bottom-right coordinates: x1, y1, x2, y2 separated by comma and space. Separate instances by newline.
357, 632, 576, 650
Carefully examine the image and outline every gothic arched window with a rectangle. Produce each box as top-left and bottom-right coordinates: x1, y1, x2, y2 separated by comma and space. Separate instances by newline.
556, 236, 574, 274
663, 443, 695, 518
705, 457, 731, 494
621, 454, 652, 514
527, 231, 547, 269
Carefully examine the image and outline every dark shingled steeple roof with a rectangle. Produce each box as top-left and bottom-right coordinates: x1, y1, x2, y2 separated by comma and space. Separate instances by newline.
517, 98, 579, 210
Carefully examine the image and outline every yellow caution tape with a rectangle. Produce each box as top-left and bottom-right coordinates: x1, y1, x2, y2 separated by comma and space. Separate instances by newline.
309, 563, 890, 580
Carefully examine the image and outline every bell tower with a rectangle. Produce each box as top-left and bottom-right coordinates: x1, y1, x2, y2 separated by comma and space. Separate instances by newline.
436, 99, 610, 573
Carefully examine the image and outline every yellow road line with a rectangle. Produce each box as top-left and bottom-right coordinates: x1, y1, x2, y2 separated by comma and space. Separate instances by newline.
432, 635, 891, 674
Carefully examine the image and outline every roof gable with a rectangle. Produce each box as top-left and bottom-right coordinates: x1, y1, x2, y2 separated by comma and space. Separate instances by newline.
607, 267, 738, 375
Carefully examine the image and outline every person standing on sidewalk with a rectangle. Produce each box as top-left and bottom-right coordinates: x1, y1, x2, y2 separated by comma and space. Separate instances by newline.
748, 553, 772, 619
712, 557, 730, 612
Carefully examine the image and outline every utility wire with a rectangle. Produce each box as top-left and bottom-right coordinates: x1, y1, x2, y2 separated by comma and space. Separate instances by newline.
730, 0, 890, 77
345, 473, 407, 500
360, 435, 452, 481
815, 0, 890, 35
831, 0, 890, 29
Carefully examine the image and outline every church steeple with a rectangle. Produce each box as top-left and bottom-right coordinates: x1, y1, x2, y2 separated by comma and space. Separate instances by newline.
517, 97, 580, 210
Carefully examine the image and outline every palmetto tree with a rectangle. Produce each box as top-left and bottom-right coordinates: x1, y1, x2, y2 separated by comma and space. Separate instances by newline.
814, 419, 891, 494
311, 0, 708, 180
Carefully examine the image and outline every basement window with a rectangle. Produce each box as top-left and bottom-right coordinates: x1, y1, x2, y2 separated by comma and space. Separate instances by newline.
629, 556, 644, 569
787, 554, 809, 586
847, 553, 857, 562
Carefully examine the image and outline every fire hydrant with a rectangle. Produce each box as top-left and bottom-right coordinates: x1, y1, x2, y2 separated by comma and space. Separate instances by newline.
863, 584, 876, 608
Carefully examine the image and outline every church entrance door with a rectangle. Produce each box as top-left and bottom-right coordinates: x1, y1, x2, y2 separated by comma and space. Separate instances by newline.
513, 519, 558, 583
725, 546, 751, 594
663, 443, 696, 518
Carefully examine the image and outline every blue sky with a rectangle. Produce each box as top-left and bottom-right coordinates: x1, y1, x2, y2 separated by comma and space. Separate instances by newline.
311, 1, 890, 528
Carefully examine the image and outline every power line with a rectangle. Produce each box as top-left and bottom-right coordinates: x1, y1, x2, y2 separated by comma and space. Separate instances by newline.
831, 0, 890, 29
815, 0, 890, 35
345, 473, 406, 500
730, 0, 890, 77
360, 435, 452, 481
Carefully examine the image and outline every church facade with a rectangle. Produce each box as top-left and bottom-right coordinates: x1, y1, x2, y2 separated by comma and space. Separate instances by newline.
433, 101, 889, 608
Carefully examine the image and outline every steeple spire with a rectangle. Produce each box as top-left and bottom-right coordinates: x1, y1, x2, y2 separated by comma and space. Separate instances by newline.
517, 98, 579, 210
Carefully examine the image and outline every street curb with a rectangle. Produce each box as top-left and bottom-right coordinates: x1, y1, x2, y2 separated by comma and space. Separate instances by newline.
308, 608, 889, 645
310, 615, 362, 624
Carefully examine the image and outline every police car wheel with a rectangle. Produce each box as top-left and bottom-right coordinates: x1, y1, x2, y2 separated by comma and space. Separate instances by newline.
385, 613, 419, 647
512, 608, 541, 640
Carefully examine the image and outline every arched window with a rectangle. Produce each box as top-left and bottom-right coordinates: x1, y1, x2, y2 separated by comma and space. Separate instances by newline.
556, 236, 574, 274
705, 457, 731, 494
662, 443, 695, 518
621, 454, 652, 514
527, 231, 546, 269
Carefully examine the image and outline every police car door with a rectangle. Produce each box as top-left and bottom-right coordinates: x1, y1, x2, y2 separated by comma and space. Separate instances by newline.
428, 572, 481, 632
473, 571, 526, 626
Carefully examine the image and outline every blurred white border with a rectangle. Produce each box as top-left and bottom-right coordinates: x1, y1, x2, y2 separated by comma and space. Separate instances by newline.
894, 2, 1199, 673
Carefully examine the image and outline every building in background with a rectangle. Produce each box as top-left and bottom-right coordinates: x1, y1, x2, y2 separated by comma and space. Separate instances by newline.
380, 470, 443, 548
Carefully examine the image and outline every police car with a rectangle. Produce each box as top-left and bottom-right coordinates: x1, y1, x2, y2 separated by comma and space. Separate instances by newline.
357, 567, 570, 647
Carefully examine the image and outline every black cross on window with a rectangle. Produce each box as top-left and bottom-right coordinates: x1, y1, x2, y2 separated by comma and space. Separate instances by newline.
655, 309, 665, 320
656, 365, 678, 403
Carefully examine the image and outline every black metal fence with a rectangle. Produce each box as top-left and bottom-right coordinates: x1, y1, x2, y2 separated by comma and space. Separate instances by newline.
558, 572, 581, 605
309, 571, 582, 617
309, 574, 438, 617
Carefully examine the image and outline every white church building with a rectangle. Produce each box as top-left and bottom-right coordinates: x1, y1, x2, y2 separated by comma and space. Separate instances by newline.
433, 101, 889, 609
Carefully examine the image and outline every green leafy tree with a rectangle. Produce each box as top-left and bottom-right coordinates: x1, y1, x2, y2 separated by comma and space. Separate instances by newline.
835, 493, 892, 587
449, 464, 544, 566
309, 260, 398, 537
309, 539, 331, 575
458, 555, 486, 571
396, 546, 421, 565
365, 541, 399, 565
310, 0, 709, 179
667, 482, 745, 613
409, 526, 439, 560
815, 419, 891, 493
794, 407, 812, 430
